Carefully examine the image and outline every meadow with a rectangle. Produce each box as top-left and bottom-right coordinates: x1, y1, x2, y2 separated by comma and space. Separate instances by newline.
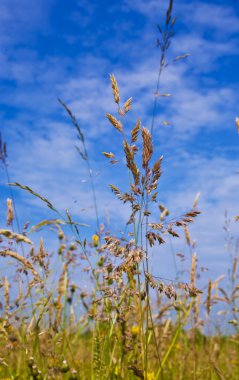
0, 1, 239, 379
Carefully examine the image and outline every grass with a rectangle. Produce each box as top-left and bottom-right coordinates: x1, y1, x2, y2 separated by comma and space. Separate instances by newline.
0, 1, 239, 379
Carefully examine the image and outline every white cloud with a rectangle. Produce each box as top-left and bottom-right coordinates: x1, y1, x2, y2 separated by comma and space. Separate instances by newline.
0, 0, 53, 47
180, 1, 239, 36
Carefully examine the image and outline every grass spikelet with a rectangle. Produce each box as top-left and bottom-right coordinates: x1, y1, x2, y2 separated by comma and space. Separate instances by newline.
102, 152, 115, 158
10, 182, 57, 211
0, 131, 7, 165
131, 118, 141, 143
190, 253, 197, 287
192, 192, 200, 209
152, 156, 163, 174
184, 225, 191, 246
142, 127, 153, 168
6, 198, 14, 226
159, 204, 169, 221
58, 98, 85, 143
195, 292, 201, 324
109, 184, 121, 196
29, 219, 66, 233
123, 141, 140, 185
232, 255, 238, 282
0, 250, 40, 279
124, 97, 132, 113
206, 280, 212, 316
106, 113, 123, 132
0, 229, 33, 244
166, 0, 174, 25
36, 237, 47, 268
93, 333, 102, 380
174, 53, 191, 62
110, 74, 120, 104
54, 279, 65, 328
4, 277, 10, 317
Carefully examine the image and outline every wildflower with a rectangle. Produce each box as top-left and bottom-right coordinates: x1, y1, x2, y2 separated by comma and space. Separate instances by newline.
114, 365, 120, 376
144, 371, 156, 380
92, 234, 99, 247
61, 359, 70, 373
131, 325, 140, 336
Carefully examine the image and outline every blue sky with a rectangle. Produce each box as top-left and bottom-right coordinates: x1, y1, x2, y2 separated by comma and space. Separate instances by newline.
0, 0, 239, 288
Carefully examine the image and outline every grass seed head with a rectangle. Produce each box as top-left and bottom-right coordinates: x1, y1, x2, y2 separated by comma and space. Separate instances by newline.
142, 127, 153, 168
124, 97, 132, 113
110, 74, 120, 104
131, 118, 141, 143
106, 113, 123, 132
6, 198, 14, 226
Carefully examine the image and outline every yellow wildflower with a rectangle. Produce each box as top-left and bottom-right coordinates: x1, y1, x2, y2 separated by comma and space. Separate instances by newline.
131, 325, 140, 335
114, 365, 120, 376
144, 371, 156, 380
92, 234, 99, 247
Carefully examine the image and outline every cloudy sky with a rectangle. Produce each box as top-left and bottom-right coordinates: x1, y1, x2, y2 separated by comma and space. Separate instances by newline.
0, 0, 239, 286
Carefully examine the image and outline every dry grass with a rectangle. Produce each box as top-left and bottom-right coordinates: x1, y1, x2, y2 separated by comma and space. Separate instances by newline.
0, 1, 239, 379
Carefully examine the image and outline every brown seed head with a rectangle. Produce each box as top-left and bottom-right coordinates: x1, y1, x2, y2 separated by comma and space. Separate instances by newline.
184, 225, 191, 246
4, 277, 9, 314
110, 74, 120, 104
152, 156, 163, 173
106, 113, 123, 132
118, 108, 125, 116
7, 198, 14, 226
102, 152, 115, 158
123, 141, 139, 185
142, 127, 153, 168
190, 252, 197, 287
206, 280, 212, 316
124, 97, 132, 113
131, 118, 141, 143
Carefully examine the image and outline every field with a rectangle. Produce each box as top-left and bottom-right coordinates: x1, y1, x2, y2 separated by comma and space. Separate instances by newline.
0, 1, 239, 379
